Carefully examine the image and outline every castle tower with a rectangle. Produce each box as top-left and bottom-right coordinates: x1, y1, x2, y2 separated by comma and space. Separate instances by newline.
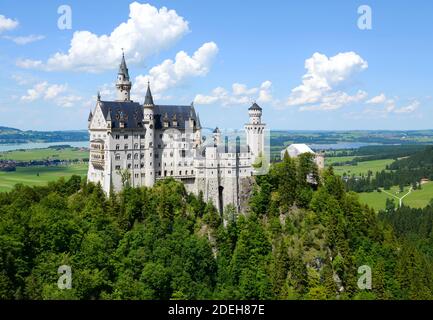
143, 82, 155, 186
245, 102, 265, 165
116, 52, 132, 101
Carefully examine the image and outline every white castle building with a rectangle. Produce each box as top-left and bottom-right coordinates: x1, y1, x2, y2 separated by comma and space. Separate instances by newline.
87, 55, 266, 213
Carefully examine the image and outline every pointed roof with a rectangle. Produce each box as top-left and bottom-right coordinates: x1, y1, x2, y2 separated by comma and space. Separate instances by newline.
144, 82, 154, 106
118, 52, 130, 80
88, 111, 93, 122
196, 112, 201, 128
249, 102, 262, 111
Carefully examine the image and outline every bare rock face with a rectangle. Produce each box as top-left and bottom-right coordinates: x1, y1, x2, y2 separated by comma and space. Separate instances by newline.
238, 176, 256, 214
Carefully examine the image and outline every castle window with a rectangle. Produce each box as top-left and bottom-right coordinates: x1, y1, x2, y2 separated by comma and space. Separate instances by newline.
158, 171, 161, 176
149, 142, 153, 147
140, 153, 144, 159
124, 144, 128, 150
127, 154, 132, 160
115, 154, 120, 161
124, 134, 128, 139
116, 144, 120, 150
179, 171, 182, 175
191, 170, 194, 174
115, 165, 120, 170
115, 135, 120, 140
140, 163, 144, 168
134, 164, 139, 169
140, 144, 144, 149
140, 134, 145, 139
134, 153, 138, 160
185, 170, 188, 175
127, 164, 132, 169
170, 170, 173, 176
134, 143, 138, 149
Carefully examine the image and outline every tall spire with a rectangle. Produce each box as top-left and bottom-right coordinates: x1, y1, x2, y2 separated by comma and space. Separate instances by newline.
116, 50, 132, 101
118, 50, 130, 80
144, 81, 154, 106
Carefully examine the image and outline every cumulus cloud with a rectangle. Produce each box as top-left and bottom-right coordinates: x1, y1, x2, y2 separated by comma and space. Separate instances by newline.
133, 42, 218, 99
21, 81, 82, 107
16, 2, 189, 72
300, 90, 368, 111
4, 34, 45, 45
194, 80, 273, 106
362, 95, 420, 116
287, 52, 368, 111
0, 14, 18, 33
366, 93, 386, 104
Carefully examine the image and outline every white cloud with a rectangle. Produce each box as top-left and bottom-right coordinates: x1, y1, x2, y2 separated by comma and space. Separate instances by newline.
194, 80, 273, 106
21, 81, 82, 108
16, 2, 189, 72
300, 90, 368, 111
362, 97, 420, 116
366, 93, 386, 104
16, 59, 43, 69
0, 14, 18, 33
133, 42, 218, 99
393, 100, 420, 114
4, 34, 45, 45
287, 52, 368, 111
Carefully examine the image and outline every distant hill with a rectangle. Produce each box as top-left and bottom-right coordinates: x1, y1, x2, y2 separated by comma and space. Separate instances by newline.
0, 126, 89, 144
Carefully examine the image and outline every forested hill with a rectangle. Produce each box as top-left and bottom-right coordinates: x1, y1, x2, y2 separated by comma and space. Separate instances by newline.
345, 145, 433, 192
389, 146, 433, 170
0, 126, 88, 144
0, 153, 432, 299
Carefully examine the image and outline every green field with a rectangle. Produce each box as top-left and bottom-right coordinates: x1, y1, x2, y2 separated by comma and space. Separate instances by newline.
330, 158, 394, 176
357, 182, 433, 211
325, 156, 357, 166
0, 147, 88, 161
0, 164, 88, 192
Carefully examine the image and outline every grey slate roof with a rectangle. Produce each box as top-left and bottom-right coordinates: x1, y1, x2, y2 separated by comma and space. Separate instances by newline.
144, 84, 154, 106
99, 101, 199, 130
248, 102, 262, 111
118, 54, 130, 80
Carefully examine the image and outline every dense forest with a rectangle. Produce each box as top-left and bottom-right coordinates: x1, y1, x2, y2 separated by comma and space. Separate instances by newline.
344, 146, 433, 192
1, 153, 432, 299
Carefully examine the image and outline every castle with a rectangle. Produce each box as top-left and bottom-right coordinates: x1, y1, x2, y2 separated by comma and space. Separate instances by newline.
87, 55, 266, 213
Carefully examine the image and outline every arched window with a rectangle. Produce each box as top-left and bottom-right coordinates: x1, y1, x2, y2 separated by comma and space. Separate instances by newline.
127, 154, 132, 160
134, 153, 139, 160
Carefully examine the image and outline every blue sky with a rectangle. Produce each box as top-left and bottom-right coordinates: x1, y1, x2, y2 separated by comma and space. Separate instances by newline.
0, 0, 432, 131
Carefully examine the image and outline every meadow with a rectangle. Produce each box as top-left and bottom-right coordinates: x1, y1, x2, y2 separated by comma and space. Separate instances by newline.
357, 182, 433, 211
0, 164, 88, 192
0, 147, 88, 161
328, 158, 394, 176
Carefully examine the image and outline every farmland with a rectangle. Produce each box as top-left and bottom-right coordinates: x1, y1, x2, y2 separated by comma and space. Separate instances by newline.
0, 164, 88, 192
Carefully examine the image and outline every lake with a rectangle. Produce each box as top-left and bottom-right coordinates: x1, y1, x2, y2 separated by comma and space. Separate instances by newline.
309, 142, 381, 150
0, 141, 89, 152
